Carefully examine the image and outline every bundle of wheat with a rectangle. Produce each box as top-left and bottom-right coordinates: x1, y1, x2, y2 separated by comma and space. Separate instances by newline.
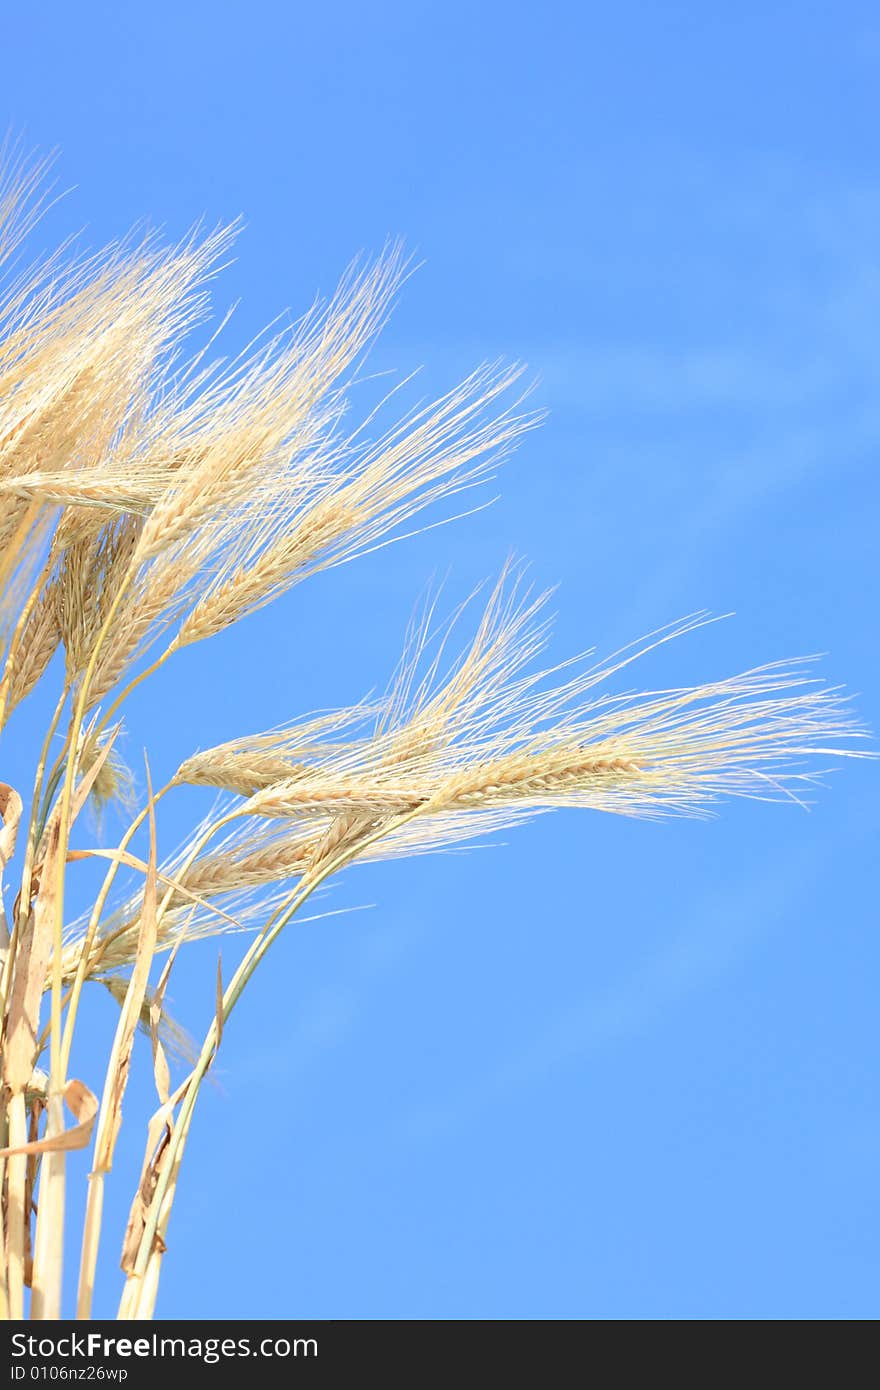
0, 154, 867, 1321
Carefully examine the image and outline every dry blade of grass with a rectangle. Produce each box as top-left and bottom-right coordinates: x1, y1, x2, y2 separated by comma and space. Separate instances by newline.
0, 1079, 97, 1159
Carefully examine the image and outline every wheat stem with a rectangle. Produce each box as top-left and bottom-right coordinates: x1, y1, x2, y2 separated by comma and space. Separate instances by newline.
97, 647, 174, 733
4, 1093, 28, 1319
75, 804, 239, 1321
120, 807, 418, 1313
0, 1152, 9, 1320
59, 781, 175, 1078
75, 762, 160, 1320
29, 1093, 64, 1319
0, 685, 69, 1040
29, 565, 137, 1319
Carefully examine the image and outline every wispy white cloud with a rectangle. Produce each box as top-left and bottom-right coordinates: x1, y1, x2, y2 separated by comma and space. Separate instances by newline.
400, 837, 829, 1144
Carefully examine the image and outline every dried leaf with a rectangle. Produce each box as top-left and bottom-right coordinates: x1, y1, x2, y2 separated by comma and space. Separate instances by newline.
119, 1077, 189, 1274
0, 780, 22, 946
0, 1079, 98, 1157
0, 781, 22, 866
149, 948, 178, 1107
4, 818, 61, 1093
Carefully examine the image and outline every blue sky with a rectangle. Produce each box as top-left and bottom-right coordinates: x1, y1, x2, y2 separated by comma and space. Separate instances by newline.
2, 3, 878, 1318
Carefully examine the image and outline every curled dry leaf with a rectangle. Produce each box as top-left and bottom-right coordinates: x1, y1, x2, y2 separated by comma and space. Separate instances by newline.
0, 780, 22, 866
0, 1078, 98, 1158
0, 779, 22, 944
120, 1077, 190, 1276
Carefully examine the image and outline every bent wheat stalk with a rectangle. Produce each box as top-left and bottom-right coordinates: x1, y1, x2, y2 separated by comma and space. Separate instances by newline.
0, 154, 869, 1320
